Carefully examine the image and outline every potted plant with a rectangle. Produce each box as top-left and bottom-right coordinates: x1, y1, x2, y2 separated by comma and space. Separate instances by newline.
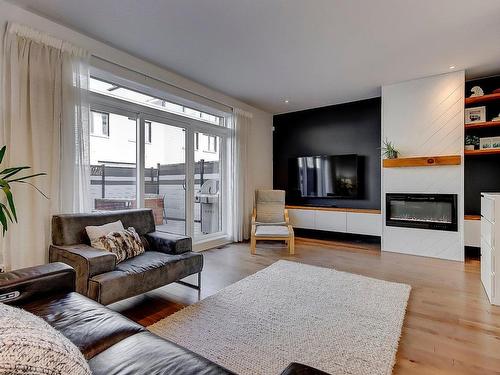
380, 138, 399, 159
465, 135, 480, 151
0, 145, 47, 235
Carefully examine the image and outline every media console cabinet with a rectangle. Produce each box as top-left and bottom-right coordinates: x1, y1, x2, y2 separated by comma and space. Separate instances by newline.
286, 205, 382, 237
286, 205, 481, 249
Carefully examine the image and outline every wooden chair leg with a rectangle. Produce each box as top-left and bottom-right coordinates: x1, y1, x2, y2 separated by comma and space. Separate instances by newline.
250, 235, 256, 255
288, 228, 295, 255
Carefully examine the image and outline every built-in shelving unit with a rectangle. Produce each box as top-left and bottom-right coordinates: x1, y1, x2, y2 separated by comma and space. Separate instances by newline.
465, 214, 481, 220
464, 76, 500, 221
465, 92, 500, 105
464, 149, 500, 156
465, 120, 500, 130
382, 155, 461, 168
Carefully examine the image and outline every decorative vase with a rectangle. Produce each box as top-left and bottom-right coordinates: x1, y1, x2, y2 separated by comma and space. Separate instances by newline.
465, 145, 475, 151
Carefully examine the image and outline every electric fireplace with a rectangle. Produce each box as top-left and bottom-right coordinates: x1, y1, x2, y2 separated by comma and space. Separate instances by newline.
386, 193, 458, 232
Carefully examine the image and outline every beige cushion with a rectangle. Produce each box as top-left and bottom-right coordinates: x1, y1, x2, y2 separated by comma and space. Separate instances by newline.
255, 190, 285, 223
255, 225, 291, 238
92, 227, 145, 263
0, 303, 91, 375
86, 220, 124, 245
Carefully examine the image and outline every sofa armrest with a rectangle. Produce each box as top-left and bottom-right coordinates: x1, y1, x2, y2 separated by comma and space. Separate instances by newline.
0, 262, 75, 306
49, 244, 116, 295
144, 231, 192, 255
279, 363, 329, 375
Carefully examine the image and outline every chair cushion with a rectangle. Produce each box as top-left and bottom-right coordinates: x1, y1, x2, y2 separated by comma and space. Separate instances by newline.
256, 190, 286, 223
89, 331, 234, 375
20, 292, 144, 360
0, 303, 91, 375
255, 225, 290, 238
88, 251, 203, 305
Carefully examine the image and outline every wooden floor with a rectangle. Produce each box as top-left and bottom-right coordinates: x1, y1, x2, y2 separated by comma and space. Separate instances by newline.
110, 238, 500, 375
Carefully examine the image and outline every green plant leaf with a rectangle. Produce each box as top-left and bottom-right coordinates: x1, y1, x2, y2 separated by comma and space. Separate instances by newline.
2, 186, 17, 222
1, 166, 32, 180
0, 146, 6, 164
0, 166, 30, 175
0, 205, 8, 235
17, 181, 50, 199
5, 172, 47, 183
0, 203, 13, 223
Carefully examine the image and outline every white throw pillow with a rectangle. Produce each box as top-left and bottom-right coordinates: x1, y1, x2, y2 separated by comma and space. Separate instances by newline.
86, 220, 124, 247
0, 303, 91, 375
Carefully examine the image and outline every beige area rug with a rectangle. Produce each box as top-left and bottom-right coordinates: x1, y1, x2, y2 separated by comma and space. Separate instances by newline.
149, 260, 411, 375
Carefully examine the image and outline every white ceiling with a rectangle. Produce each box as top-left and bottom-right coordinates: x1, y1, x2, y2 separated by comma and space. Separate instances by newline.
10, 0, 500, 114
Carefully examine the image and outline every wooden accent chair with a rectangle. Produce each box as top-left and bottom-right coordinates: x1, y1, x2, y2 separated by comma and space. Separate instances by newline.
250, 190, 295, 255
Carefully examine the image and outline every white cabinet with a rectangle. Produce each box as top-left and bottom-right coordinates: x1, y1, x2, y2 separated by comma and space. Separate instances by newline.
287, 207, 381, 236
481, 193, 500, 305
346, 212, 382, 236
288, 209, 315, 229
315, 210, 347, 232
464, 219, 481, 247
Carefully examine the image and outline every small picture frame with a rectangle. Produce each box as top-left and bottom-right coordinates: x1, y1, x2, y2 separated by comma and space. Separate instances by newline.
491, 136, 500, 149
465, 106, 486, 124
480, 137, 492, 150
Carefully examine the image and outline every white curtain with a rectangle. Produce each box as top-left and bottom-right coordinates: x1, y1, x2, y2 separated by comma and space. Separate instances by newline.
1, 23, 91, 270
231, 108, 252, 242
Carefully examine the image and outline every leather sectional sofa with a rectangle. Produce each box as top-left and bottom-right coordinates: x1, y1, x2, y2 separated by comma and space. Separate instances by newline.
0, 262, 325, 374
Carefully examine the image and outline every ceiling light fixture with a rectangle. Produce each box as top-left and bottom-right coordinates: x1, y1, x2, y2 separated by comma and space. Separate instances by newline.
449, 65, 456, 70
284, 99, 289, 103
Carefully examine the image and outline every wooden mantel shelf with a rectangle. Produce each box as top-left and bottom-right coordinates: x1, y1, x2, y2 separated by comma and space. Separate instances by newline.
382, 155, 461, 168
286, 205, 381, 214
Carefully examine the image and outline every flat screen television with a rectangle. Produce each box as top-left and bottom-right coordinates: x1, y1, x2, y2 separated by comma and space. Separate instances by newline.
290, 154, 360, 198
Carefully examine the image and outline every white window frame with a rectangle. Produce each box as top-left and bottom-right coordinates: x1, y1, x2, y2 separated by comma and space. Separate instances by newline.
89, 89, 231, 249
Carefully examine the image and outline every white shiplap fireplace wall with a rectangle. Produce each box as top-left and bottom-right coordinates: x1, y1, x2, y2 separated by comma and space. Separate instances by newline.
381, 71, 465, 261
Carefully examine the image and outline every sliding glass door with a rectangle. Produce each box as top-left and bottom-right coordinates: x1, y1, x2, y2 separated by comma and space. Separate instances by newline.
89, 109, 138, 211
144, 119, 187, 235
89, 75, 230, 247
194, 133, 223, 240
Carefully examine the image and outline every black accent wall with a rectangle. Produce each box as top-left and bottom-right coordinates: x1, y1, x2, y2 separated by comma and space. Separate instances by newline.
273, 98, 381, 209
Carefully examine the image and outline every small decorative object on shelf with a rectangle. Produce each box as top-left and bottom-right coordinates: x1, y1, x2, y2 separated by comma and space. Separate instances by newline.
380, 138, 399, 159
492, 137, 500, 149
492, 113, 500, 121
465, 135, 480, 150
480, 137, 492, 150
465, 106, 486, 124
470, 86, 484, 97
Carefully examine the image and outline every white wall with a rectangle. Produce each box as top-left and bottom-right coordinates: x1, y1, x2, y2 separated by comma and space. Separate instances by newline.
381, 71, 465, 261
0, 0, 273, 233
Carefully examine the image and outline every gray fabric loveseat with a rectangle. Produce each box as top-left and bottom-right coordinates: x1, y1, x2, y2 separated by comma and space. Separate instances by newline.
49, 209, 202, 305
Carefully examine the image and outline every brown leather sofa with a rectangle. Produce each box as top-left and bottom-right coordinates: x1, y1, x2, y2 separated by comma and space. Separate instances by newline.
49, 209, 202, 305
0, 263, 326, 375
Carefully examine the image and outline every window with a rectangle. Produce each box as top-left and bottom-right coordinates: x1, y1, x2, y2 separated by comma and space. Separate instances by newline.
194, 132, 199, 151
206, 135, 217, 153
145, 121, 152, 144
89, 112, 137, 211
90, 77, 222, 126
91, 111, 109, 137
88, 74, 230, 247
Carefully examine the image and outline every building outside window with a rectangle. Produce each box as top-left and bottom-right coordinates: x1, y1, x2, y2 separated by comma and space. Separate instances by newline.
90, 111, 109, 137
